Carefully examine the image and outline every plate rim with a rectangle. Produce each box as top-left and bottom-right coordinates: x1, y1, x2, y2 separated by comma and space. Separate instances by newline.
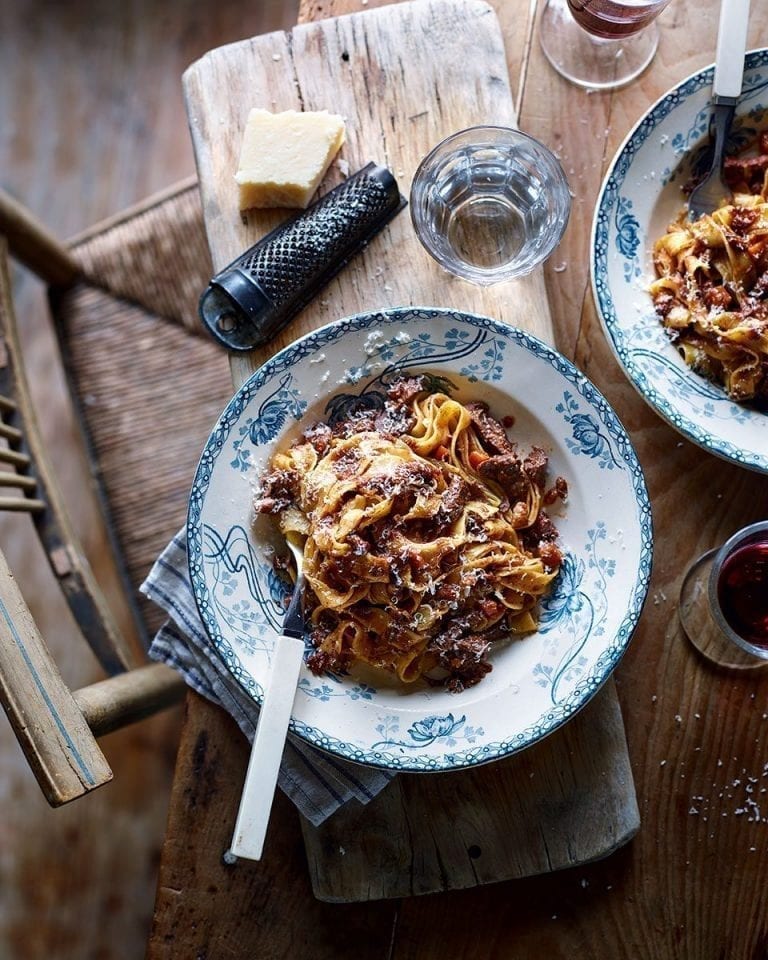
187, 305, 654, 772
591, 48, 768, 476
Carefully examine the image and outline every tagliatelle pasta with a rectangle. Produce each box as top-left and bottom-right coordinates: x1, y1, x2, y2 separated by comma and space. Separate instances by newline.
649, 137, 768, 404
253, 375, 567, 692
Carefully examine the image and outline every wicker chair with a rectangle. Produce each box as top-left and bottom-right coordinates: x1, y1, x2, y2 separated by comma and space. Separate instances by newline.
0, 182, 232, 806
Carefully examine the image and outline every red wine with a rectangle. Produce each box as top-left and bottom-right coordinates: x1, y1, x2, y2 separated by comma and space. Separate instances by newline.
717, 540, 768, 647
567, 0, 670, 40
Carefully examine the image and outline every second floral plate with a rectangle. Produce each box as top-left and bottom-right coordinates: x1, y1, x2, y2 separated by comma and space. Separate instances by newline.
593, 49, 768, 475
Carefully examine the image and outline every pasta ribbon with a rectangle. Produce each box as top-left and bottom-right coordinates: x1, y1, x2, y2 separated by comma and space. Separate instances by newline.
651, 143, 768, 404
254, 377, 567, 692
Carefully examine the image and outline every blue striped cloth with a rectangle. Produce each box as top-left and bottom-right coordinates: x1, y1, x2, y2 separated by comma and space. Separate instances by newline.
140, 531, 394, 825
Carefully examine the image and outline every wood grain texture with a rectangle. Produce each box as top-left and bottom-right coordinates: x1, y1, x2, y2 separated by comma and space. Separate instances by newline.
0, 2, 298, 957
183, 0, 556, 394
179, 0, 638, 909
152, 0, 768, 958
0, 542, 113, 806
0, 189, 80, 287
73, 664, 186, 738
383, 4, 768, 960
306, 684, 636, 902
149, 690, 399, 960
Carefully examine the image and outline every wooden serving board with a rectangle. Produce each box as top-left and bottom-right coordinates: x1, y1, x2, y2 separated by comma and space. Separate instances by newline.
182, 0, 639, 902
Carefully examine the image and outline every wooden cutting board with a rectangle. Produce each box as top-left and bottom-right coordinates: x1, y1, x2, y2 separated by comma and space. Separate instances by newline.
182, 0, 639, 902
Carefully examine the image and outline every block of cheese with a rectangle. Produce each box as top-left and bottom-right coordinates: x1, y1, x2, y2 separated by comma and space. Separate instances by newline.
234, 108, 346, 210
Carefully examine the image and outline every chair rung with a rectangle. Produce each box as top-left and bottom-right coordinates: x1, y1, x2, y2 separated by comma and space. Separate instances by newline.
0, 472, 36, 491
0, 496, 45, 513
0, 395, 16, 413
0, 448, 29, 468
0, 422, 22, 443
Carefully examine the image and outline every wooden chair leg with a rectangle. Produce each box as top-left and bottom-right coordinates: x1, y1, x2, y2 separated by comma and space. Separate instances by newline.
0, 540, 186, 806
73, 663, 186, 737
0, 546, 113, 807
0, 188, 80, 287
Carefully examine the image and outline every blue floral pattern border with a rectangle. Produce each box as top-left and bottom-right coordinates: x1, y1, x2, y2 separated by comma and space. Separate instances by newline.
187, 307, 653, 772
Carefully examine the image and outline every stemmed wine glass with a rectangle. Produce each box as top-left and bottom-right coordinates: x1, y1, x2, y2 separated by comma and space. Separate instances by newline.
678, 522, 768, 671
539, 0, 675, 91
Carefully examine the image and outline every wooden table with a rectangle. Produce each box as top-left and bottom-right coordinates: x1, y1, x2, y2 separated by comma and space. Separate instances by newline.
149, 1, 768, 956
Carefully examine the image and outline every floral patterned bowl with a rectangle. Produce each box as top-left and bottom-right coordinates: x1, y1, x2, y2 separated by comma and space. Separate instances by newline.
188, 307, 652, 771
593, 49, 768, 475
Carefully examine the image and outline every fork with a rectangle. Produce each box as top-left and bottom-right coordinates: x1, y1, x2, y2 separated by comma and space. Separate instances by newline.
687, 0, 751, 221
228, 534, 306, 861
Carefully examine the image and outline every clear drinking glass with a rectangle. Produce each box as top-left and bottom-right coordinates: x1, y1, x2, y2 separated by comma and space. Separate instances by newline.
679, 521, 768, 671
539, 0, 675, 91
409, 126, 571, 286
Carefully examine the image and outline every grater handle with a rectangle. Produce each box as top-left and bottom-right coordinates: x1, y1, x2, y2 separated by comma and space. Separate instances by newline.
199, 162, 406, 351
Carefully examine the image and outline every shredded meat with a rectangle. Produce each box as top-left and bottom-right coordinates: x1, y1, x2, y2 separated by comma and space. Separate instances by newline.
428, 624, 493, 692
477, 452, 528, 503
253, 468, 300, 513
437, 473, 471, 526
387, 375, 427, 405
302, 421, 333, 456
373, 403, 415, 437
543, 476, 568, 506
703, 285, 734, 310
522, 446, 548, 489
261, 375, 566, 692
519, 510, 563, 569
466, 401, 516, 454
725, 153, 768, 191
653, 290, 675, 318
538, 541, 563, 570
307, 647, 352, 676
332, 389, 418, 439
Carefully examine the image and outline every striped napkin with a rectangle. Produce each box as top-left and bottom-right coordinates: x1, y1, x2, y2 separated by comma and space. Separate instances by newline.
141, 530, 394, 826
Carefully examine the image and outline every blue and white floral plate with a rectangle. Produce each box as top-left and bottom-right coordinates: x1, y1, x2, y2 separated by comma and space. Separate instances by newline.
593, 49, 768, 475
188, 307, 652, 772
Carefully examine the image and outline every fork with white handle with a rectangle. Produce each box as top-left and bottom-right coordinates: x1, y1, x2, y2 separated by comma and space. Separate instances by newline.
228, 535, 305, 861
687, 0, 751, 220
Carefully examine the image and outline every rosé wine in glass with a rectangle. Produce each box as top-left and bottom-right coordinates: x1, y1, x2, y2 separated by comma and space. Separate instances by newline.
679, 522, 768, 671
566, 0, 673, 40
540, 0, 674, 90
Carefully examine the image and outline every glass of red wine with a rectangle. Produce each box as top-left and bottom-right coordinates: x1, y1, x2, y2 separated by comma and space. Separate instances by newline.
679, 521, 768, 671
539, 0, 675, 91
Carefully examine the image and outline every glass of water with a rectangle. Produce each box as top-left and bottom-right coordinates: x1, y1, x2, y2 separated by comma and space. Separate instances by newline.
409, 126, 571, 286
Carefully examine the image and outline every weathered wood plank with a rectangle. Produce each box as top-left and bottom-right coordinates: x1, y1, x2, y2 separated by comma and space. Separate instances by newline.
307, 684, 636, 901
0, 544, 113, 806
73, 663, 186, 738
0, 188, 80, 288
385, 4, 768, 960
148, 691, 398, 960
147, 0, 768, 956
183, 0, 556, 393
0, 2, 299, 956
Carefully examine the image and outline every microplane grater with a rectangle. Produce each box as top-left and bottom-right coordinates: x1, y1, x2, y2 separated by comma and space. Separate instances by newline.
199, 162, 406, 351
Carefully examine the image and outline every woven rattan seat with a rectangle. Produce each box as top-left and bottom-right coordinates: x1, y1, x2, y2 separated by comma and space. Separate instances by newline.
55, 184, 232, 633
0, 179, 233, 804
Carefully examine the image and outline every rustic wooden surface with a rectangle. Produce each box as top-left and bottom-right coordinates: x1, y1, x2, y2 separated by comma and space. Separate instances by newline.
0, 2, 298, 958
181, 0, 639, 904
183, 0, 553, 389
149, 0, 768, 957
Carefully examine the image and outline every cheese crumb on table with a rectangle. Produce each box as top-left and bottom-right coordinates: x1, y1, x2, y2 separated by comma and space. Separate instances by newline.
234, 108, 346, 210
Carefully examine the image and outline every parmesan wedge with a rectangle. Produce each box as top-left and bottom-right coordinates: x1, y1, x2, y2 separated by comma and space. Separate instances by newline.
234, 108, 346, 210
